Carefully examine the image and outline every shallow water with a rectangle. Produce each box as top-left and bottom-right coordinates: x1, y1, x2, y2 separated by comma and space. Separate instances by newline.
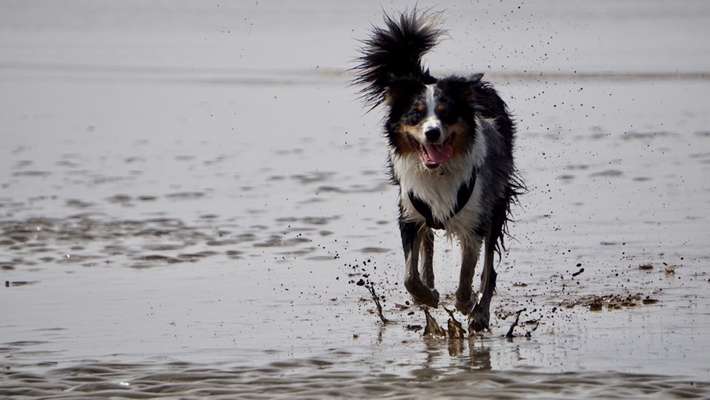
2, 1, 710, 399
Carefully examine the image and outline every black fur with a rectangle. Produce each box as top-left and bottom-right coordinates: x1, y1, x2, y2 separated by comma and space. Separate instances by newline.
353, 10, 441, 110
469, 113, 525, 255
398, 210, 420, 259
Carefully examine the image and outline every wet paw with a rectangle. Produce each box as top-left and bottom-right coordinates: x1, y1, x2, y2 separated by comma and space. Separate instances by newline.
405, 279, 439, 308
413, 288, 439, 308
469, 304, 490, 333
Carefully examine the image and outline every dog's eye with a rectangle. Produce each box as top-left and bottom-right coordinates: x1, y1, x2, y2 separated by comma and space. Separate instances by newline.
436, 107, 457, 124
403, 108, 424, 124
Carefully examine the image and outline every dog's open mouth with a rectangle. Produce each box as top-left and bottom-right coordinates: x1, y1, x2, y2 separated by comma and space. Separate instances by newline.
418, 135, 454, 169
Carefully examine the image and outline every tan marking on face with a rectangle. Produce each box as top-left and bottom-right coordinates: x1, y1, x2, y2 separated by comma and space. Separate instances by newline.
446, 121, 474, 157
394, 124, 421, 154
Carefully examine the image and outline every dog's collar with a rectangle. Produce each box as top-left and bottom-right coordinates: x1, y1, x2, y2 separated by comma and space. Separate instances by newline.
408, 168, 477, 230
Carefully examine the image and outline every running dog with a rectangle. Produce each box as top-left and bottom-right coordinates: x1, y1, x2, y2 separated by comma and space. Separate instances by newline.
353, 11, 523, 331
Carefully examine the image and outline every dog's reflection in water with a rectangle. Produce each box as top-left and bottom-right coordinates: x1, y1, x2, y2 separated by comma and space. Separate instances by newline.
421, 336, 492, 371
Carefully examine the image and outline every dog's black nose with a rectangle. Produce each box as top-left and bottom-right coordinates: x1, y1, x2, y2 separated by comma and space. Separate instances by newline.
425, 128, 441, 142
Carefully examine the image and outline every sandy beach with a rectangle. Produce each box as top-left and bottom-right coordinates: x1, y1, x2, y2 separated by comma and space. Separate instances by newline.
2, 1, 710, 398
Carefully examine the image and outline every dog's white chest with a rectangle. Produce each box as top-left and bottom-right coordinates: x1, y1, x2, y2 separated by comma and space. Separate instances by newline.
393, 152, 483, 239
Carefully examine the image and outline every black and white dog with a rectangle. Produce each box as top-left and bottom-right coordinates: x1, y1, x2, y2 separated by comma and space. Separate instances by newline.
354, 11, 523, 331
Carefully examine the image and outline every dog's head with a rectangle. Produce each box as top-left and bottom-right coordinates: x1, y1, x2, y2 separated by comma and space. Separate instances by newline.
386, 74, 482, 169
353, 12, 489, 170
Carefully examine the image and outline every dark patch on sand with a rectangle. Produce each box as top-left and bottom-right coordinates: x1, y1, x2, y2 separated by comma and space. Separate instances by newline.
290, 171, 335, 185
359, 247, 390, 254
12, 170, 51, 177
622, 131, 674, 140
165, 191, 206, 200
590, 169, 623, 177
0, 214, 328, 270
561, 293, 657, 311
4, 280, 38, 287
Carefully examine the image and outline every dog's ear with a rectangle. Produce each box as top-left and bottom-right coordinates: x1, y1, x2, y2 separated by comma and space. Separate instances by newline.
468, 73, 484, 83
440, 74, 484, 100
462, 73, 484, 96
383, 76, 424, 107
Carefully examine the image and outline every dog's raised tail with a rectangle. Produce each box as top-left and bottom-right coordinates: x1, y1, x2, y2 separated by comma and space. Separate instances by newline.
353, 11, 443, 109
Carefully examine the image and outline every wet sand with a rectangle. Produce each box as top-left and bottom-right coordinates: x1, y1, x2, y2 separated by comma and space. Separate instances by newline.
2, 1, 710, 398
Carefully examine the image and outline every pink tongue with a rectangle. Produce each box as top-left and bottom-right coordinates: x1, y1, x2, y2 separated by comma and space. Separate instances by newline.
423, 143, 453, 165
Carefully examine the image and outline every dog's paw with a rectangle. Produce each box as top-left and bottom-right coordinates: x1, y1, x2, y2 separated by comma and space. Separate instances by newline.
405, 279, 439, 308
468, 304, 490, 333
413, 288, 439, 308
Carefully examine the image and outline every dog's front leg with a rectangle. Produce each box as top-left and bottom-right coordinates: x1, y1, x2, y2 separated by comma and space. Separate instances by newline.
455, 237, 482, 315
420, 228, 435, 288
400, 220, 439, 308
470, 239, 497, 332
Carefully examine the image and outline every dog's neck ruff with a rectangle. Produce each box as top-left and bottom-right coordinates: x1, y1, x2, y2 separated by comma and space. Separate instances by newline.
407, 166, 477, 230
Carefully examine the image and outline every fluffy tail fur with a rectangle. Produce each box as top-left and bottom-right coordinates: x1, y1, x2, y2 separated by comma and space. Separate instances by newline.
353, 11, 443, 109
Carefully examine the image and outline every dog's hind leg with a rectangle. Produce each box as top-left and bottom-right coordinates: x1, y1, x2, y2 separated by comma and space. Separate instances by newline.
455, 237, 482, 315
400, 221, 439, 308
470, 239, 497, 332
420, 228, 435, 289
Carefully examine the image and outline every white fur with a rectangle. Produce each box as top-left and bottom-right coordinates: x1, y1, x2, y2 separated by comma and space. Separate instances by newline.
421, 84, 444, 142
392, 116, 494, 244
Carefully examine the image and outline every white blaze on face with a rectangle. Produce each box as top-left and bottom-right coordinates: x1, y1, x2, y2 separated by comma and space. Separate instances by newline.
421, 84, 443, 143
415, 84, 454, 169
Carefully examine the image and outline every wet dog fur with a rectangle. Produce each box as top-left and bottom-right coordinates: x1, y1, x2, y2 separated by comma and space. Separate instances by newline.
353, 11, 523, 332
